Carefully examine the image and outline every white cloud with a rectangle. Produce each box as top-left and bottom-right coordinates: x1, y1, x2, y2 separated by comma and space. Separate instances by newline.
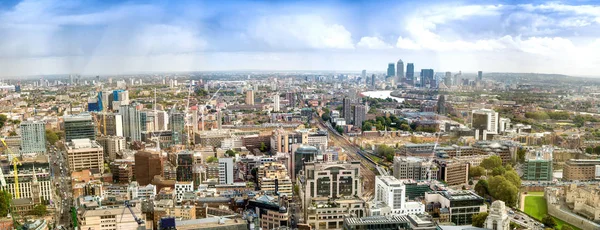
249, 14, 354, 50
395, 37, 421, 50
357, 36, 391, 49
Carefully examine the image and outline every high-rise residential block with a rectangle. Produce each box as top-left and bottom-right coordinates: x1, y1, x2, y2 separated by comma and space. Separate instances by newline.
354, 105, 366, 129
273, 94, 280, 112
120, 105, 141, 142
20, 120, 46, 154
246, 90, 255, 105
343, 97, 352, 124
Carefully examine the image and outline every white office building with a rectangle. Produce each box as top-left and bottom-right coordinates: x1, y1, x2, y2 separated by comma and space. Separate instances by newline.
374, 176, 425, 216
218, 158, 234, 185
472, 109, 499, 140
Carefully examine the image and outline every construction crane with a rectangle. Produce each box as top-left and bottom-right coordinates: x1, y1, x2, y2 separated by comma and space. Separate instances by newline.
122, 200, 144, 226
1, 138, 21, 198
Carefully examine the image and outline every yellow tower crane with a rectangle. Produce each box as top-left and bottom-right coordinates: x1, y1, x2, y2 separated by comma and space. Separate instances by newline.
1, 139, 21, 199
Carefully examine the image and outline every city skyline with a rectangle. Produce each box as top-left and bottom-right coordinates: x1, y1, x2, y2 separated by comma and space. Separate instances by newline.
1, 0, 600, 77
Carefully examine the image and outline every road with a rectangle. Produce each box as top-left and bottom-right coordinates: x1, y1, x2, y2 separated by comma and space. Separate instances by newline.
48, 144, 73, 229
510, 208, 544, 230
315, 115, 377, 200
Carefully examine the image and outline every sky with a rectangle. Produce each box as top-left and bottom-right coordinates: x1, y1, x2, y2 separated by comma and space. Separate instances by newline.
1, 0, 600, 77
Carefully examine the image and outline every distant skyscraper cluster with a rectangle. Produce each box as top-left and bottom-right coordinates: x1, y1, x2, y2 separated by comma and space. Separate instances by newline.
376, 58, 484, 89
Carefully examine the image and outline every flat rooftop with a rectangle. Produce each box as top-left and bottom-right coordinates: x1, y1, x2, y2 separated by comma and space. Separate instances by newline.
345, 215, 409, 225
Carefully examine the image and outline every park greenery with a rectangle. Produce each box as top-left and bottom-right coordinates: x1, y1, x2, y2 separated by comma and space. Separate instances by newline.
473, 155, 520, 207
362, 114, 410, 132
376, 145, 396, 162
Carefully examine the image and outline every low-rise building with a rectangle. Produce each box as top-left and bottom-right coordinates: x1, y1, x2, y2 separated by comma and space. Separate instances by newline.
77, 205, 143, 230
563, 159, 600, 181
522, 146, 553, 181
424, 190, 487, 225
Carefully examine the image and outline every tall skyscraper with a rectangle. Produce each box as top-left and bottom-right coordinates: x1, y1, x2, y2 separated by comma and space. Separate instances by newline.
169, 111, 186, 145
64, 114, 96, 142
477, 71, 483, 81
406, 63, 415, 85
120, 105, 142, 142
437, 95, 446, 115
219, 158, 234, 185
444, 72, 452, 87
420, 69, 435, 88
371, 74, 376, 88
387, 63, 395, 78
246, 90, 255, 105
286, 92, 296, 108
343, 97, 352, 123
396, 59, 404, 83
361, 70, 366, 80
20, 120, 46, 154
354, 105, 366, 129
273, 94, 280, 112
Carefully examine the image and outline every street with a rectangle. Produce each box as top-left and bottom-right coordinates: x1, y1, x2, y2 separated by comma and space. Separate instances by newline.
48, 143, 73, 229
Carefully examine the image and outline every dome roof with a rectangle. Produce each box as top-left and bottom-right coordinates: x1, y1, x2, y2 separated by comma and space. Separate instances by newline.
297, 145, 318, 152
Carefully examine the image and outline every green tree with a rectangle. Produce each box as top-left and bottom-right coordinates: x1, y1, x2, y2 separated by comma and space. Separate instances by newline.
541, 215, 556, 228
225, 150, 236, 157
488, 176, 518, 207
376, 145, 396, 162
45, 130, 59, 145
491, 166, 506, 176
0, 114, 6, 129
517, 148, 526, 163
259, 142, 268, 152
504, 170, 521, 188
335, 126, 344, 134
0, 190, 11, 217
8, 131, 17, 136
469, 166, 486, 178
474, 179, 489, 197
321, 113, 330, 122
480, 155, 503, 170
471, 212, 488, 227
206, 156, 218, 163
30, 204, 47, 216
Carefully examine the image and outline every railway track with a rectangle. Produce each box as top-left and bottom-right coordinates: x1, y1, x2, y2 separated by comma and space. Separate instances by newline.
315, 115, 377, 200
